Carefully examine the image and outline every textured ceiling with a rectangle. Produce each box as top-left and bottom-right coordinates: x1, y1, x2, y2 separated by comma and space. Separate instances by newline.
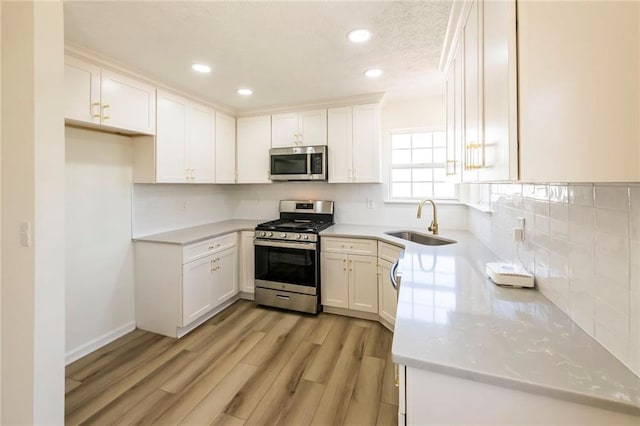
64, 1, 451, 113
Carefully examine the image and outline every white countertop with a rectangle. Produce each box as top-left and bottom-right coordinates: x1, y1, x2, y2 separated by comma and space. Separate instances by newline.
133, 219, 264, 245
321, 224, 640, 415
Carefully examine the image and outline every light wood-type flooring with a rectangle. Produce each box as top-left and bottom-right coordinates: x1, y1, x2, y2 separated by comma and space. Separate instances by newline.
65, 300, 399, 425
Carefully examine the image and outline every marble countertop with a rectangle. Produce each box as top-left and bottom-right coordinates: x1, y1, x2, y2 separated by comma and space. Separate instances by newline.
133, 219, 264, 245
321, 224, 640, 415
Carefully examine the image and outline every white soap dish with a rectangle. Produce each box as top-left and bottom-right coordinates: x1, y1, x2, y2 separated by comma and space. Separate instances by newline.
486, 262, 534, 288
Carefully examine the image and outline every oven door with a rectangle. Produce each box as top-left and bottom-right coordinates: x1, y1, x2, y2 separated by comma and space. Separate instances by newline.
254, 239, 319, 295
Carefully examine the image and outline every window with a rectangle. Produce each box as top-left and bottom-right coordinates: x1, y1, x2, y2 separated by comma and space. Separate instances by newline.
389, 130, 457, 200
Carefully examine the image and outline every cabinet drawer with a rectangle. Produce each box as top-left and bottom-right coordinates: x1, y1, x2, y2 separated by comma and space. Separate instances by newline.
378, 241, 404, 263
183, 233, 237, 263
321, 237, 376, 256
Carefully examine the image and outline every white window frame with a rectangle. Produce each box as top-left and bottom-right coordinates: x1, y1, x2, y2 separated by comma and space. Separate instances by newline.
388, 127, 458, 202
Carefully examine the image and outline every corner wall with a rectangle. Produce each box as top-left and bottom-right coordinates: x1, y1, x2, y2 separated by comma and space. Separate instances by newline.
65, 127, 136, 363
1, 1, 65, 423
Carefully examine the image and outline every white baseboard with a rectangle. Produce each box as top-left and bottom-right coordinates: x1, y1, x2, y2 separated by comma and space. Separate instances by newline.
65, 321, 136, 365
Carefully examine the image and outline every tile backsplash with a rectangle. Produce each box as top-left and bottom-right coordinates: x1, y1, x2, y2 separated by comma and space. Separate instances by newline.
467, 183, 640, 377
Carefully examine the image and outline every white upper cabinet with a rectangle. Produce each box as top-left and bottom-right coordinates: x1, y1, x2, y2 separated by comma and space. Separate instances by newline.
64, 55, 156, 135
65, 56, 101, 125
327, 103, 381, 183
187, 103, 216, 183
479, 0, 517, 181
271, 109, 327, 147
156, 93, 188, 183
215, 112, 237, 183
462, 0, 482, 183
153, 90, 215, 184
237, 115, 272, 183
518, 0, 640, 182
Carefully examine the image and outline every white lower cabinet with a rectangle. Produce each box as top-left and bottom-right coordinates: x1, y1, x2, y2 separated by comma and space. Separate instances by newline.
182, 255, 215, 326
238, 231, 255, 295
135, 232, 238, 338
378, 241, 403, 328
400, 366, 639, 425
321, 237, 378, 313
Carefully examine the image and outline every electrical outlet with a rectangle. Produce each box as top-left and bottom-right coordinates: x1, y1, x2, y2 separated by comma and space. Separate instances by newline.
20, 221, 32, 247
366, 198, 374, 209
513, 217, 525, 242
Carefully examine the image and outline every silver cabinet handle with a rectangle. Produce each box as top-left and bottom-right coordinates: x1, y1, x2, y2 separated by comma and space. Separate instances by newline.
390, 259, 400, 290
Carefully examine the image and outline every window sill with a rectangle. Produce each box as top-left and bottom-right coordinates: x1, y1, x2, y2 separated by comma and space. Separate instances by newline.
465, 202, 494, 213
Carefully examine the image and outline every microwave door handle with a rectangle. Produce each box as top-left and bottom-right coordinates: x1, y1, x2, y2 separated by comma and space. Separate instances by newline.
307, 153, 311, 177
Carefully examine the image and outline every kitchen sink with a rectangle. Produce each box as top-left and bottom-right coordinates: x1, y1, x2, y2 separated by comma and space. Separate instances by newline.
385, 230, 457, 246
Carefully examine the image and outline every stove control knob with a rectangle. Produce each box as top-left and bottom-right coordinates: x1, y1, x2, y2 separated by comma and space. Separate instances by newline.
259, 231, 265, 237
303, 235, 309, 240
267, 232, 273, 237
281, 233, 286, 238
296, 234, 301, 239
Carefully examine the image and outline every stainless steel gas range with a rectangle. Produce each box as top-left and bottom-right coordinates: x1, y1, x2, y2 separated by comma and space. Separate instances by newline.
254, 200, 334, 314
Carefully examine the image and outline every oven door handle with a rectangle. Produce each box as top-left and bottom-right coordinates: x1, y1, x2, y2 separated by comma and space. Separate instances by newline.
254, 239, 317, 251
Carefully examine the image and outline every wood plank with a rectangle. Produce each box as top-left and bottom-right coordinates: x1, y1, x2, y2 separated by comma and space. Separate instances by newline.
381, 347, 399, 406
205, 299, 253, 326
303, 315, 351, 384
65, 334, 175, 420
244, 341, 320, 425
305, 313, 337, 345
275, 380, 325, 426
179, 363, 258, 425
67, 331, 160, 382
150, 330, 266, 424
310, 324, 367, 426
224, 316, 317, 419
364, 323, 392, 360
240, 314, 300, 366
65, 328, 147, 378
65, 378, 82, 395
344, 356, 385, 425
112, 389, 174, 426
80, 349, 198, 424
376, 402, 399, 426
211, 413, 246, 426
162, 311, 271, 393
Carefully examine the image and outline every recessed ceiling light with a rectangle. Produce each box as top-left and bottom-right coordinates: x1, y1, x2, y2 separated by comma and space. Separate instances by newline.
192, 63, 211, 73
364, 69, 383, 78
238, 88, 253, 96
347, 29, 372, 43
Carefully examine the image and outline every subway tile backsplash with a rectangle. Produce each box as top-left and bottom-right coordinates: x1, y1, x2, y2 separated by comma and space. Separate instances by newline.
468, 183, 640, 377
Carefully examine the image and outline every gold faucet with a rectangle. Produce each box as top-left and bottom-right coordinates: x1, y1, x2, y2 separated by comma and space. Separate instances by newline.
417, 199, 438, 235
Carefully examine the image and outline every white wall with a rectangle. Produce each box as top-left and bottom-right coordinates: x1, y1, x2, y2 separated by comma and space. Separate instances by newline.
65, 127, 136, 363
467, 183, 640, 378
1, 1, 65, 423
132, 184, 234, 237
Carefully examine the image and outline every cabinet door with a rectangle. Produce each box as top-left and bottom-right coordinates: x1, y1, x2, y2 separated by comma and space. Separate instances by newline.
352, 104, 381, 183
271, 112, 299, 148
182, 256, 214, 326
237, 115, 272, 183
215, 112, 237, 183
518, 1, 639, 182
454, 41, 465, 182
348, 254, 378, 313
64, 56, 101, 125
100, 69, 156, 134
462, 0, 482, 182
378, 259, 397, 326
212, 247, 238, 305
188, 103, 216, 183
156, 92, 188, 183
327, 106, 353, 183
239, 231, 255, 294
298, 109, 327, 146
321, 252, 349, 308
480, 0, 517, 181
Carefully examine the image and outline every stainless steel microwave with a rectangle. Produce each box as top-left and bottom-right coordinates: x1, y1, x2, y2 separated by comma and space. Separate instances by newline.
269, 145, 328, 181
